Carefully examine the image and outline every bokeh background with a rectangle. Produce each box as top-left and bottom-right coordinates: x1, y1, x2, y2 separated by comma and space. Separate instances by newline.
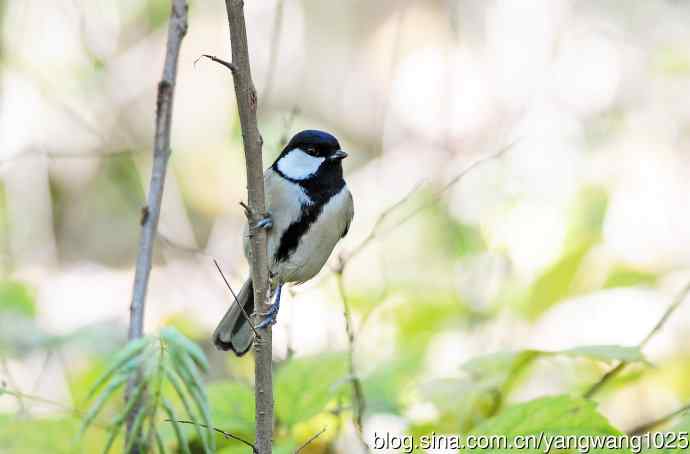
2, 0, 690, 452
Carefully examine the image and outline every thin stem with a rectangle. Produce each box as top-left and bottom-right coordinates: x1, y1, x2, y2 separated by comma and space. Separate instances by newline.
126, 0, 188, 450
584, 280, 690, 398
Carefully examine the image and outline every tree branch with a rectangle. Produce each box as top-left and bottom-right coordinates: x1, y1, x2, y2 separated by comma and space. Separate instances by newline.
165, 419, 258, 453
584, 280, 690, 398
221, 1, 273, 453
126, 0, 188, 450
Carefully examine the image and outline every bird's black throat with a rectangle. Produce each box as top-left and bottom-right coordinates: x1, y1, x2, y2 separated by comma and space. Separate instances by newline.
273, 161, 346, 263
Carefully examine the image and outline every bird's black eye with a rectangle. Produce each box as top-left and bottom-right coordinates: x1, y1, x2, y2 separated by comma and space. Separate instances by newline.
305, 146, 317, 155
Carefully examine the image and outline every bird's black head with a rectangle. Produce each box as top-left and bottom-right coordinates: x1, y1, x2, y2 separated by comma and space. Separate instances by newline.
273, 130, 348, 182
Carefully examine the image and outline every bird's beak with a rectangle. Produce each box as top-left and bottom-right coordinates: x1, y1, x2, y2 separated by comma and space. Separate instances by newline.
329, 150, 348, 161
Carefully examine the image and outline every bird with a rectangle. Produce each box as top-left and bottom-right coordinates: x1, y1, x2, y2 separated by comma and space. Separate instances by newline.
213, 129, 354, 355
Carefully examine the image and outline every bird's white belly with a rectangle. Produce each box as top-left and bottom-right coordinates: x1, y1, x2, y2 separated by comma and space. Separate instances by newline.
273, 188, 351, 283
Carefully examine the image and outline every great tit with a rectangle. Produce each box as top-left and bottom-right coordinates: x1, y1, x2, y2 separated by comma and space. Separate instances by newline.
213, 130, 354, 355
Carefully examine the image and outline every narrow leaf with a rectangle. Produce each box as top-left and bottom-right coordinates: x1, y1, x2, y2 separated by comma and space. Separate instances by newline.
86, 337, 151, 401
154, 428, 167, 454
163, 365, 208, 454
162, 398, 191, 454
80, 374, 129, 435
160, 327, 209, 373
123, 405, 148, 454
169, 351, 214, 452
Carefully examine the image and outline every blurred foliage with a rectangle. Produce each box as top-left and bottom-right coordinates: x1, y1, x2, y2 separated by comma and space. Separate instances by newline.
79, 327, 214, 454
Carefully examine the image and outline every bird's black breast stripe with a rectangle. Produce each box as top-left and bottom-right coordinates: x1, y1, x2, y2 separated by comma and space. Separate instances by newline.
275, 203, 324, 263
273, 166, 346, 263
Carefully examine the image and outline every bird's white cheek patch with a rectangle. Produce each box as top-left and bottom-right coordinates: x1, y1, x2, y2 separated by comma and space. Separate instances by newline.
277, 149, 324, 180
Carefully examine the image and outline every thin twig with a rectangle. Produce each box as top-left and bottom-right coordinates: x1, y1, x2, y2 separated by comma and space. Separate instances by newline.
294, 427, 327, 454
213, 259, 260, 338
0, 386, 110, 429
165, 419, 257, 453
584, 280, 690, 398
196, 54, 238, 74
221, 1, 273, 453
126, 0, 188, 449
334, 266, 368, 451
627, 403, 690, 436
342, 140, 518, 266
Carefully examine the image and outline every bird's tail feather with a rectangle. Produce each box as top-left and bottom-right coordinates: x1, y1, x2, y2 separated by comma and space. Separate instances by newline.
212, 278, 254, 356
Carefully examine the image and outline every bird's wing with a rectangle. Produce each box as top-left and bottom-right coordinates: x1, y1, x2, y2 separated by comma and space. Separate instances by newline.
341, 189, 354, 238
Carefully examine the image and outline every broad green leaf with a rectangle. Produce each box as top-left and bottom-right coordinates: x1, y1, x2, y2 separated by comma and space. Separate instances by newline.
275, 353, 348, 427
472, 395, 628, 453
86, 337, 151, 401
364, 353, 422, 414
160, 327, 209, 373
207, 381, 255, 435
522, 243, 591, 320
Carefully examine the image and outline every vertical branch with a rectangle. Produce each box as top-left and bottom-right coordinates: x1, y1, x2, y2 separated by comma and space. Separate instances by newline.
126, 0, 188, 449
222, 1, 273, 453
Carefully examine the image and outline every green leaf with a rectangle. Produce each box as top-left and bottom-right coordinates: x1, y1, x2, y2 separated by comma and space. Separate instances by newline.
155, 429, 167, 454
208, 381, 255, 435
560, 345, 646, 364
160, 327, 209, 373
522, 243, 591, 320
123, 404, 148, 454
163, 364, 208, 450
162, 398, 192, 454
169, 350, 214, 452
275, 353, 348, 427
0, 280, 36, 318
80, 374, 129, 435
604, 266, 658, 289
86, 337, 151, 401
472, 395, 628, 453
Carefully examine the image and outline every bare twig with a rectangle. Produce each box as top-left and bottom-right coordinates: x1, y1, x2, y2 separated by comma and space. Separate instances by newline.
294, 427, 327, 454
0, 385, 110, 429
342, 140, 517, 266
126, 0, 188, 449
220, 1, 273, 453
196, 54, 238, 74
584, 280, 690, 398
166, 419, 257, 453
334, 266, 368, 451
627, 403, 690, 436
213, 259, 260, 338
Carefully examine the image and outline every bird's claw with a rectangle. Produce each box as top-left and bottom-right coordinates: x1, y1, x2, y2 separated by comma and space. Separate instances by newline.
254, 215, 273, 230
256, 303, 279, 329
255, 284, 282, 330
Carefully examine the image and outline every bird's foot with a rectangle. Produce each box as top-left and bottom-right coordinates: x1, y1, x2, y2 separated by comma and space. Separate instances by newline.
256, 303, 279, 329
254, 215, 273, 230
256, 284, 282, 330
